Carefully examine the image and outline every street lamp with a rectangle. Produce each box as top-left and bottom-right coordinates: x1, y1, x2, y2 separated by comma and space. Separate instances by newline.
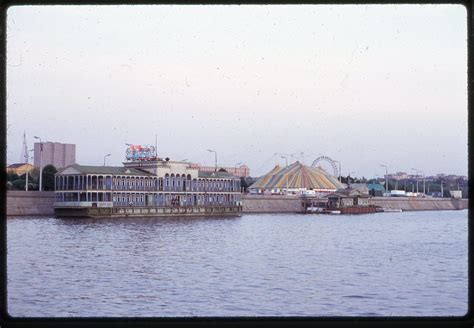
411, 168, 419, 193
207, 149, 217, 172
103, 153, 111, 166
419, 170, 425, 195
280, 156, 289, 193
379, 164, 388, 194
440, 178, 444, 198
34, 136, 43, 192
25, 149, 34, 192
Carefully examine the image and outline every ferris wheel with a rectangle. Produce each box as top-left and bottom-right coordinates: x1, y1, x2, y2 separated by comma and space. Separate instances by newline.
311, 155, 339, 177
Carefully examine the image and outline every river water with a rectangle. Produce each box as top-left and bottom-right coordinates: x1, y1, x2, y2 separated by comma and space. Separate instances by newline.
6, 210, 468, 317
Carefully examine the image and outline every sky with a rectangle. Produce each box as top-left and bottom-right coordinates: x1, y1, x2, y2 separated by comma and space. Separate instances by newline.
6, 4, 468, 178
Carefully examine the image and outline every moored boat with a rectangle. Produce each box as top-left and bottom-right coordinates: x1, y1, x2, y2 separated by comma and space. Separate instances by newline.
54, 145, 243, 218
382, 208, 403, 212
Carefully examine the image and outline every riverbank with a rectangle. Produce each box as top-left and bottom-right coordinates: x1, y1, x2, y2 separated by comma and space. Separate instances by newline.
242, 194, 303, 213
242, 194, 468, 213
370, 196, 468, 211
6, 191, 469, 216
7, 191, 55, 216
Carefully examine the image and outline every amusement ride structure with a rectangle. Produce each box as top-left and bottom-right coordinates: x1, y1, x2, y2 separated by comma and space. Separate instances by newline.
311, 155, 340, 181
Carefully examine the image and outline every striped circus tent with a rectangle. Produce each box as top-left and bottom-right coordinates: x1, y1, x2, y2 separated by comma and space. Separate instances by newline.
250, 161, 343, 191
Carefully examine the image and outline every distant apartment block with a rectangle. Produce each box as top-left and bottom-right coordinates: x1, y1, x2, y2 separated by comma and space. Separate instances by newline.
386, 172, 409, 180
34, 142, 76, 169
189, 163, 250, 177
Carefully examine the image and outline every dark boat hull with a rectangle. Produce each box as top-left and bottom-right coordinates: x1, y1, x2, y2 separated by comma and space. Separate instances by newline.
339, 206, 379, 214
54, 205, 242, 218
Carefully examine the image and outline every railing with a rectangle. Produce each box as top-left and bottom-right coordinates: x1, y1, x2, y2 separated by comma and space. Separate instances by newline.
87, 205, 243, 216
54, 201, 113, 208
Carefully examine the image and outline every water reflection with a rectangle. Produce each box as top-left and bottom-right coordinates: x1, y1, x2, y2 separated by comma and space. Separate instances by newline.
7, 211, 468, 317
53, 214, 240, 227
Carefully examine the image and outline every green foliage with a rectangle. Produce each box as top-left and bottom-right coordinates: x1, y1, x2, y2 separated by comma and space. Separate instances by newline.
28, 182, 39, 191
42, 165, 58, 191
240, 177, 248, 191
240, 177, 257, 192
7, 172, 19, 182
29, 167, 40, 181
12, 179, 25, 190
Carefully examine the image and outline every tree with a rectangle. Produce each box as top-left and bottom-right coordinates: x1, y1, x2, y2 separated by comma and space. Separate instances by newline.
7, 172, 19, 182
12, 179, 25, 190
29, 167, 40, 182
240, 177, 249, 191
42, 165, 58, 191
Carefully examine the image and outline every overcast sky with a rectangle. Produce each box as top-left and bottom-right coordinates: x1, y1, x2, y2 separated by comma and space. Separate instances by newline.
6, 4, 467, 178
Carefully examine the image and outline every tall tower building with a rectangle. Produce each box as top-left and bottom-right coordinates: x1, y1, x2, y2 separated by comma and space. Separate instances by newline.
34, 141, 76, 169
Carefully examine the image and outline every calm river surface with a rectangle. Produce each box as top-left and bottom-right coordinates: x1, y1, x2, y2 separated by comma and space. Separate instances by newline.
7, 210, 468, 317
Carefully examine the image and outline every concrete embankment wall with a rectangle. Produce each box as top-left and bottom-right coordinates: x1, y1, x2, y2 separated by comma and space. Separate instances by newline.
7, 191, 55, 216
6, 192, 468, 216
242, 195, 468, 213
242, 195, 304, 213
370, 197, 468, 211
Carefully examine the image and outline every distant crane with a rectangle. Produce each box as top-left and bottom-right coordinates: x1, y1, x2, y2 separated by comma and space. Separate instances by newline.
21, 131, 28, 163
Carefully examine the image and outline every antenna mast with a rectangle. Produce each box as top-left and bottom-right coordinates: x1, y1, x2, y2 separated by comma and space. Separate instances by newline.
21, 131, 28, 163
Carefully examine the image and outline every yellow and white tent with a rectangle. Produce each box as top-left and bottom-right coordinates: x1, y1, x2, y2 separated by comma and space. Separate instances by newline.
250, 161, 343, 191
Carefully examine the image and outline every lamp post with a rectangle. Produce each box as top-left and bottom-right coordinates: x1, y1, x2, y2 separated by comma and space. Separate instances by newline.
411, 168, 419, 193
379, 164, 388, 195
103, 153, 111, 166
34, 136, 43, 192
280, 156, 289, 193
420, 170, 425, 195
25, 149, 34, 191
440, 178, 444, 198
207, 149, 217, 172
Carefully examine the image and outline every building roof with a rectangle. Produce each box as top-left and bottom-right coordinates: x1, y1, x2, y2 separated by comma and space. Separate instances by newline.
367, 183, 385, 192
57, 163, 155, 176
328, 188, 370, 198
198, 171, 237, 179
327, 192, 354, 199
249, 161, 344, 190
7, 163, 31, 169
348, 183, 369, 194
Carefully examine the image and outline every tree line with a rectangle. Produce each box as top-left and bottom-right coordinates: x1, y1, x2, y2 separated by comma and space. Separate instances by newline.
7, 165, 57, 191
